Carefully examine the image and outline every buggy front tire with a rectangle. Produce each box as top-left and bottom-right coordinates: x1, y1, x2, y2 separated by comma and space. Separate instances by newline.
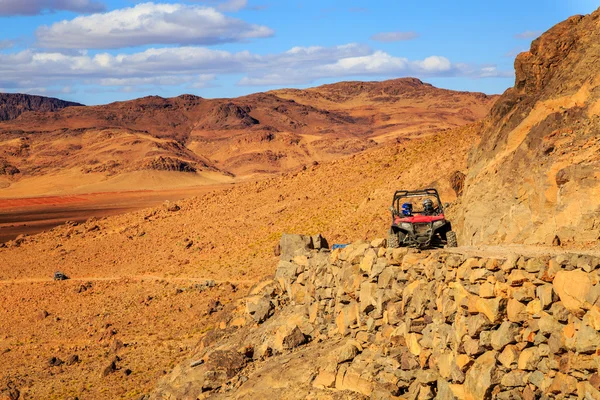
446, 231, 458, 248
387, 229, 400, 248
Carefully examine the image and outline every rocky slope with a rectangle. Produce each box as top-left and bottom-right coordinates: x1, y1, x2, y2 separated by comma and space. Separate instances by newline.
0, 93, 82, 121
0, 79, 495, 196
458, 9, 600, 247
0, 122, 480, 399
150, 234, 600, 399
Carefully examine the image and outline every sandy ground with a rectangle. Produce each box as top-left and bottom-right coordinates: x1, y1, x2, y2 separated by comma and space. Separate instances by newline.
0, 185, 233, 243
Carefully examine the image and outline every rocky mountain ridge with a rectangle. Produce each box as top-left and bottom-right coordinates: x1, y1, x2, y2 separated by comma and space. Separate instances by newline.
0, 93, 83, 122
150, 234, 600, 399
0, 78, 496, 196
458, 8, 600, 247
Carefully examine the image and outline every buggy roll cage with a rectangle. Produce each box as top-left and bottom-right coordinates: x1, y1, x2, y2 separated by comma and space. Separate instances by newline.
391, 188, 444, 215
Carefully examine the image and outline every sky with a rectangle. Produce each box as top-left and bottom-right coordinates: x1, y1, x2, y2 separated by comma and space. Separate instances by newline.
0, 0, 597, 105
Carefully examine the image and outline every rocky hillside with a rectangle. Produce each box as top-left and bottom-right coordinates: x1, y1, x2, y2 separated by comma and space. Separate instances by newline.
458, 9, 600, 247
150, 234, 600, 399
0, 93, 82, 121
0, 79, 495, 196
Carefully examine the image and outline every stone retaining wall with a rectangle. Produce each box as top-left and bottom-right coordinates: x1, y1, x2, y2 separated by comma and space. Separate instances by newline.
270, 235, 600, 399
151, 235, 600, 399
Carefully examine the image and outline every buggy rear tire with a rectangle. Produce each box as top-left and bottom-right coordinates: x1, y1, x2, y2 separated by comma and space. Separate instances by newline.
446, 231, 458, 248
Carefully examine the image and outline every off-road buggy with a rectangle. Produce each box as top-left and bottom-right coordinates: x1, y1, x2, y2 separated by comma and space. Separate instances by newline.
387, 188, 457, 249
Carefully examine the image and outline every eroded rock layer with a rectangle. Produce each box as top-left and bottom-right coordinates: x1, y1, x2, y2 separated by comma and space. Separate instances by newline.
460, 8, 600, 246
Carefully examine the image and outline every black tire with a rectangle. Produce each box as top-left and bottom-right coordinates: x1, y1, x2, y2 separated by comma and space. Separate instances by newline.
446, 231, 458, 248
387, 229, 400, 248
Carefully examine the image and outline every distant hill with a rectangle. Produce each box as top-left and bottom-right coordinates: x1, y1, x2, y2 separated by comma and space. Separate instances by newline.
0, 93, 83, 121
0, 78, 496, 197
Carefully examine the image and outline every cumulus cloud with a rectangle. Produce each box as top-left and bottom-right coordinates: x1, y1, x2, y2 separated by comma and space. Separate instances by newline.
36, 2, 274, 49
514, 30, 541, 39
0, 0, 105, 16
370, 31, 419, 42
0, 44, 511, 93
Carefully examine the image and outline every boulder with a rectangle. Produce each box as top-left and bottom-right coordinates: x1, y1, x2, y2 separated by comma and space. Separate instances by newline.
246, 296, 274, 324
552, 269, 593, 314
336, 342, 361, 364
463, 351, 499, 400
274, 325, 307, 351
279, 234, 314, 261
547, 372, 577, 395
490, 322, 519, 350
517, 347, 541, 370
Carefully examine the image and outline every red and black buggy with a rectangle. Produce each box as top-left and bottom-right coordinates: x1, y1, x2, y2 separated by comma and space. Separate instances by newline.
387, 188, 457, 249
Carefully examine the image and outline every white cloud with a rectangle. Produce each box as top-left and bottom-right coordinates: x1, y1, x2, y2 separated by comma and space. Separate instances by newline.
217, 0, 247, 12
370, 31, 419, 42
36, 2, 274, 49
98, 74, 216, 89
514, 30, 541, 39
0, 39, 14, 49
0, 44, 512, 93
0, 0, 105, 16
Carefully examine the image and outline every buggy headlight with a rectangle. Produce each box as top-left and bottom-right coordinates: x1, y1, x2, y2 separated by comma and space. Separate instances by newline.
432, 220, 445, 229
400, 222, 413, 230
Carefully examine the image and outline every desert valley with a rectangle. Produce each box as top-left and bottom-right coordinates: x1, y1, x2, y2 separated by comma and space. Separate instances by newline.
2, 4, 600, 400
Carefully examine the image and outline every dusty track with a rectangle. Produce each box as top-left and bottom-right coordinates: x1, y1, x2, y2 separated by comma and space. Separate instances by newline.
0, 275, 255, 285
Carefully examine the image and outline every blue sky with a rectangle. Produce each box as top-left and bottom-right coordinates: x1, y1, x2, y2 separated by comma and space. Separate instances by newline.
0, 0, 597, 105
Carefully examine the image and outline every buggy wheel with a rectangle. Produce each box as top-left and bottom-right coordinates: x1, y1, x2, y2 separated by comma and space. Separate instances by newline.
387, 229, 405, 249
446, 231, 458, 248
387, 229, 399, 248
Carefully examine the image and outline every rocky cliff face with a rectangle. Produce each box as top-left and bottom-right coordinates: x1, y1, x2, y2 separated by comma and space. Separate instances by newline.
0, 93, 83, 121
150, 234, 600, 399
459, 9, 600, 246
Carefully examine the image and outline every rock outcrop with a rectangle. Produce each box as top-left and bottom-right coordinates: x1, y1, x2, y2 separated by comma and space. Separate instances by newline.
150, 234, 600, 399
459, 8, 600, 246
0, 93, 82, 121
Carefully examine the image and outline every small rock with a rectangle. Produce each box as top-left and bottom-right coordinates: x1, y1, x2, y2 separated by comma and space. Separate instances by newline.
246, 296, 274, 324
547, 372, 577, 395
336, 342, 360, 364
501, 370, 528, 387
517, 347, 541, 370
66, 354, 80, 365
282, 326, 307, 350
490, 321, 519, 350
48, 356, 64, 367
101, 361, 117, 377
36, 310, 49, 320
207, 299, 222, 315
164, 201, 180, 212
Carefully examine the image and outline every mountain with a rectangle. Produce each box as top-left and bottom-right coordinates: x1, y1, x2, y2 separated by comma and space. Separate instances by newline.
457, 9, 600, 246
0, 78, 496, 197
0, 93, 83, 121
